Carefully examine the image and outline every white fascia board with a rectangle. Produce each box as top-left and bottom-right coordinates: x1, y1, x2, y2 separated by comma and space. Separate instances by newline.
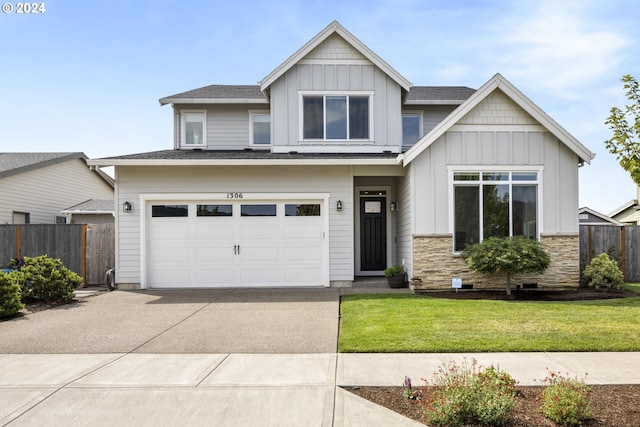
159, 98, 267, 105
87, 158, 402, 167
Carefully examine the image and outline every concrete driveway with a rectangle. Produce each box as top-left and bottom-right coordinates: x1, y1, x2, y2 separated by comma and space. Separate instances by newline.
0, 288, 340, 354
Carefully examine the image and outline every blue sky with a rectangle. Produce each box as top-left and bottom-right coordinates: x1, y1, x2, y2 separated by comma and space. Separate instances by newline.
1, 0, 638, 214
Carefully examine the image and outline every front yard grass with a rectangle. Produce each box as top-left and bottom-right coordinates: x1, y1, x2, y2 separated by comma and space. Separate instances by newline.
339, 290, 640, 353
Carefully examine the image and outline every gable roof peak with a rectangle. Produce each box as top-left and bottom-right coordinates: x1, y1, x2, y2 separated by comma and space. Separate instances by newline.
403, 73, 595, 166
259, 21, 411, 95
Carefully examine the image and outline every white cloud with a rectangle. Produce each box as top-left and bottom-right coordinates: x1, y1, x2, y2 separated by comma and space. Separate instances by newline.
490, 1, 629, 96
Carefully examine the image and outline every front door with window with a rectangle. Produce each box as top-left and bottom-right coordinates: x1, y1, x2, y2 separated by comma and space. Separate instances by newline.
360, 197, 386, 271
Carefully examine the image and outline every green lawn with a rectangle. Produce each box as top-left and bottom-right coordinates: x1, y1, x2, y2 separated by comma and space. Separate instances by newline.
339, 288, 640, 353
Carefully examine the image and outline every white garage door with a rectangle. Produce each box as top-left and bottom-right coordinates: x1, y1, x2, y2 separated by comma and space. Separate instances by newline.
147, 200, 324, 288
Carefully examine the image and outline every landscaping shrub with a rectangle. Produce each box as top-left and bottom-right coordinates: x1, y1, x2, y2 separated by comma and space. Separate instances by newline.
582, 253, 624, 291
462, 236, 550, 295
420, 358, 517, 426
0, 270, 24, 318
19, 255, 80, 303
538, 370, 593, 426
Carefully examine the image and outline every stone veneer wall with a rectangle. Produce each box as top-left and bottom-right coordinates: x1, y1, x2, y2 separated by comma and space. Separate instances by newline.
412, 233, 580, 291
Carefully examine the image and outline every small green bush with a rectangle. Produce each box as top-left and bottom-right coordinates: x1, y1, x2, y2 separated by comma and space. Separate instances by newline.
0, 270, 24, 318
20, 255, 80, 303
420, 358, 517, 426
539, 370, 593, 426
582, 253, 624, 291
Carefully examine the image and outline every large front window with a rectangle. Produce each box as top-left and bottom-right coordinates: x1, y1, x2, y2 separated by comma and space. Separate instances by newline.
453, 171, 539, 252
302, 94, 370, 140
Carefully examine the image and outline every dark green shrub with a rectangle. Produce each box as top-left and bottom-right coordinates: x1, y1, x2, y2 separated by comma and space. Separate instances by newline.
462, 237, 550, 295
20, 255, 80, 303
582, 253, 624, 291
0, 270, 25, 318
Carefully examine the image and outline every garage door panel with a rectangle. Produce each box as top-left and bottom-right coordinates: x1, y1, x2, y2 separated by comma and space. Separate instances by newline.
240, 269, 280, 285
284, 246, 322, 261
195, 269, 235, 286
194, 247, 233, 262
239, 225, 278, 239
149, 269, 191, 287
194, 223, 233, 240
285, 267, 322, 284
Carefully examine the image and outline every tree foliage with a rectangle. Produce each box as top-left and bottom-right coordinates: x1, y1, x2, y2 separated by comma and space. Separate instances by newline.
462, 237, 550, 295
605, 74, 640, 185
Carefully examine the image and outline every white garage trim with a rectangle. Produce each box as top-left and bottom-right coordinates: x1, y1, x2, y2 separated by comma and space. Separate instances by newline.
139, 193, 330, 289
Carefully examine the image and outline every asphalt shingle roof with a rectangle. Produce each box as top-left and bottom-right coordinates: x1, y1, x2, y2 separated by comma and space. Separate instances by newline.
159, 85, 476, 105
100, 149, 398, 161
0, 152, 86, 178
62, 199, 115, 213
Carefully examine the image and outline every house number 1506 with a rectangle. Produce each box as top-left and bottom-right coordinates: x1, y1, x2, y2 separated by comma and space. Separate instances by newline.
226, 192, 243, 199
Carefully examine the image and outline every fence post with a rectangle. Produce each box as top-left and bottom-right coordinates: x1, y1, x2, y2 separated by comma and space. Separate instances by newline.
16, 225, 21, 259
621, 226, 627, 281
81, 224, 87, 287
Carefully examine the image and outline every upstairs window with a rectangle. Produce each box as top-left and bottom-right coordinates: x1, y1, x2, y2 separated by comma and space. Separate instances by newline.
453, 171, 539, 252
250, 111, 271, 146
302, 94, 370, 140
181, 110, 206, 147
402, 113, 422, 147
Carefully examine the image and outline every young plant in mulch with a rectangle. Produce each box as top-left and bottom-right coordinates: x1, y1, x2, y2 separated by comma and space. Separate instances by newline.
418, 358, 518, 426
582, 252, 624, 291
537, 370, 593, 426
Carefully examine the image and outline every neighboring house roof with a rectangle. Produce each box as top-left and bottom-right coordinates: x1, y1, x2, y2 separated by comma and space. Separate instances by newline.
88, 149, 400, 167
259, 20, 412, 96
159, 85, 267, 105
608, 199, 638, 218
578, 207, 624, 226
403, 74, 596, 165
61, 199, 115, 215
0, 152, 115, 186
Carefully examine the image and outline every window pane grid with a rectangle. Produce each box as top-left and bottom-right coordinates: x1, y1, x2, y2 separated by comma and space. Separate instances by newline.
303, 95, 369, 140
453, 171, 539, 251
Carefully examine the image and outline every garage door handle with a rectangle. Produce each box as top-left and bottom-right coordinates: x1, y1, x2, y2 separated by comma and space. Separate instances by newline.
234, 245, 241, 255
237, 245, 240, 254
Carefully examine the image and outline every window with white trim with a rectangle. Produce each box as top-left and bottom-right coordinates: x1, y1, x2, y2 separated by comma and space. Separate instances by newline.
250, 111, 271, 146
453, 171, 539, 252
402, 112, 422, 147
181, 110, 206, 147
302, 94, 370, 140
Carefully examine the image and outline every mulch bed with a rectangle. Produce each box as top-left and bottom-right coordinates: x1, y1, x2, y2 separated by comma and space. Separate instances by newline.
345, 385, 640, 426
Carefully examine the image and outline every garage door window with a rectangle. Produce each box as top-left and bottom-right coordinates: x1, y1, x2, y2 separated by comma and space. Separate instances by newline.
197, 204, 233, 217
285, 204, 321, 216
152, 205, 188, 217
241, 204, 277, 217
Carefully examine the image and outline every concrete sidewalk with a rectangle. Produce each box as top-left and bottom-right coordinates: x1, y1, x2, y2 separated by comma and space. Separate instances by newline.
2, 352, 640, 426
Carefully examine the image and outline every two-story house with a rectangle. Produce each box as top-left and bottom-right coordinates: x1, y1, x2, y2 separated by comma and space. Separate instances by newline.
89, 21, 594, 291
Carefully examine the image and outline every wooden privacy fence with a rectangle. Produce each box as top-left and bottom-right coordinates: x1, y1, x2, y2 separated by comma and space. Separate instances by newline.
579, 225, 640, 282
0, 224, 114, 285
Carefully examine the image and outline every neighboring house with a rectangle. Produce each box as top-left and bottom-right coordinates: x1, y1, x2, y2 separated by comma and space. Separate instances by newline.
609, 186, 640, 225
88, 21, 594, 291
0, 152, 114, 224
578, 207, 623, 226
61, 199, 115, 224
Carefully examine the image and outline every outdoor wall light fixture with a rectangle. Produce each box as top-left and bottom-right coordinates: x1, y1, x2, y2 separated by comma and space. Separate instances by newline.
336, 200, 343, 211
390, 202, 398, 212
123, 201, 132, 213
